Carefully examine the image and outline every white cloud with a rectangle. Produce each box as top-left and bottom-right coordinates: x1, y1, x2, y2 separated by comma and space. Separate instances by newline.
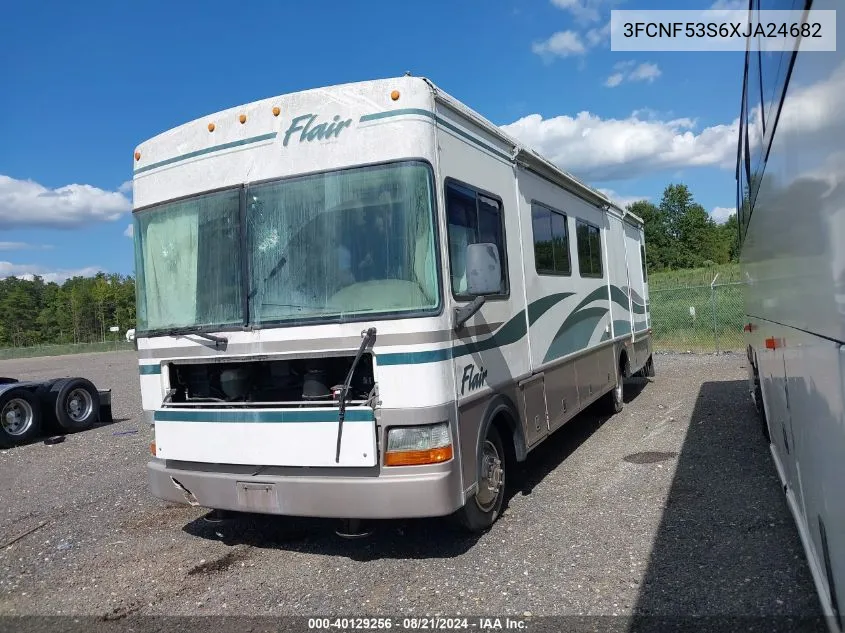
118, 180, 133, 195
502, 61, 845, 183
0, 262, 102, 284
124, 223, 134, 238
710, 206, 736, 224
597, 188, 650, 209
0, 242, 53, 251
604, 73, 624, 87
585, 22, 610, 47
501, 110, 738, 182
605, 61, 662, 87
0, 174, 132, 230
550, 0, 612, 24
532, 31, 587, 59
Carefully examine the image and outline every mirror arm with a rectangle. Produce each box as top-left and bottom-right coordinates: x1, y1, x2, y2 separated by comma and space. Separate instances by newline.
453, 295, 486, 331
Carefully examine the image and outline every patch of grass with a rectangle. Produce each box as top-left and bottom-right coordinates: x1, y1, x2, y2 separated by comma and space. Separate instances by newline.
0, 341, 135, 361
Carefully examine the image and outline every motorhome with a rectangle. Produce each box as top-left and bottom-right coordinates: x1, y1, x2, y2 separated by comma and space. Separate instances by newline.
738, 0, 843, 629
132, 76, 653, 533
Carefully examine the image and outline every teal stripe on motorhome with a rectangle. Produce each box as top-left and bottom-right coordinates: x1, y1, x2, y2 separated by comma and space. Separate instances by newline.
631, 301, 646, 315
139, 365, 161, 375
527, 293, 574, 325
133, 132, 278, 175
154, 409, 373, 423
544, 306, 609, 363
376, 347, 453, 366
634, 320, 649, 331
613, 320, 631, 336
359, 108, 512, 162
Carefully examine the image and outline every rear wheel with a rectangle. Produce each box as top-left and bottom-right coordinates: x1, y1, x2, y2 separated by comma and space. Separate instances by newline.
601, 358, 625, 415
456, 424, 506, 533
48, 378, 100, 432
0, 388, 42, 447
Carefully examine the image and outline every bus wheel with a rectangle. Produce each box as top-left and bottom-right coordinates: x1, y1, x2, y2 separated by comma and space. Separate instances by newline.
457, 425, 506, 533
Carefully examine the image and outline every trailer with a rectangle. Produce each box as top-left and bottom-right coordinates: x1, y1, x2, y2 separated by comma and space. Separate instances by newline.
132, 75, 653, 533
737, 0, 844, 630
0, 376, 113, 448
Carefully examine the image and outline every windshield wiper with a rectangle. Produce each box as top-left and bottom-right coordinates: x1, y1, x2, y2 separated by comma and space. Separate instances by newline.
149, 327, 228, 350
335, 327, 377, 463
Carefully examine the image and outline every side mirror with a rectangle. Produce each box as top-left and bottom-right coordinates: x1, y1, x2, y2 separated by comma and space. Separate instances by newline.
465, 243, 501, 296
454, 243, 501, 331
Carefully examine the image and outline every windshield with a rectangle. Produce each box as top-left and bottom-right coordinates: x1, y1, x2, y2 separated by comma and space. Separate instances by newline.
133, 160, 440, 333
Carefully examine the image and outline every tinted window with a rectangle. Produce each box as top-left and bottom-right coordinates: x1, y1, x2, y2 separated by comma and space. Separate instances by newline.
576, 220, 603, 278
445, 182, 508, 297
641, 244, 648, 282
531, 203, 571, 275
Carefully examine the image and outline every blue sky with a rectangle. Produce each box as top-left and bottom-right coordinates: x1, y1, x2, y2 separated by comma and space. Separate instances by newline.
0, 0, 749, 282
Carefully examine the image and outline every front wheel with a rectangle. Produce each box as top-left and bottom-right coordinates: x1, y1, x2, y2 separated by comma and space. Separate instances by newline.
456, 425, 506, 533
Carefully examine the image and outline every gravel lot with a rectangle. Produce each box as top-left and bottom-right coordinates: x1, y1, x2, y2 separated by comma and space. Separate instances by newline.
0, 351, 826, 624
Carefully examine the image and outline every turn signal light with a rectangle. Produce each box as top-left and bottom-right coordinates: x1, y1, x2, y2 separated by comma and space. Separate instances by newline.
150, 441, 156, 456
385, 446, 453, 467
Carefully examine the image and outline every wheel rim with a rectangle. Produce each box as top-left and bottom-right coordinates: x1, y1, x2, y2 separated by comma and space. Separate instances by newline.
65, 388, 93, 423
475, 438, 504, 513
2, 398, 34, 436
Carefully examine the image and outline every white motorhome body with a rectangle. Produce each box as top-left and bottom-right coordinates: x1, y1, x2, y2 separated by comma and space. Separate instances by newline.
738, 1, 844, 629
134, 76, 653, 530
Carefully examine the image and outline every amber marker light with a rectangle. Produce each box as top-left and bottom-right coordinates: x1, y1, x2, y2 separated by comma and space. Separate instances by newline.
239, 114, 247, 124
390, 90, 400, 101
272, 106, 280, 116
208, 122, 215, 132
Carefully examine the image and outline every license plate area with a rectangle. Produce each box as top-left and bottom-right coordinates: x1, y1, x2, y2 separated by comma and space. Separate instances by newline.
236, 482, 279, 513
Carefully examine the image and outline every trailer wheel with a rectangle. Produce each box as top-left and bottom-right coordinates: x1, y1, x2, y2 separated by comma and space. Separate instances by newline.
0, 388, 42, 448
49, 378, 100, 432
456, 424, 506, 533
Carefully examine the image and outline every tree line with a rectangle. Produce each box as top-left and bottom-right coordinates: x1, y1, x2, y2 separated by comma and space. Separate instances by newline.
0, 183, 737, 349
627, 183, 739, 272
0, 273, 135, 348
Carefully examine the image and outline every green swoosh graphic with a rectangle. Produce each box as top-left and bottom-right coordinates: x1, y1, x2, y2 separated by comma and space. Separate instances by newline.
527, 292, 574, 325
544, 306, 609, 363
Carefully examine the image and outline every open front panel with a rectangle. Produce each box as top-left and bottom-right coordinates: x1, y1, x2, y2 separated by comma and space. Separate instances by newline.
153, 407, 377, 467
155, 354, 378, 467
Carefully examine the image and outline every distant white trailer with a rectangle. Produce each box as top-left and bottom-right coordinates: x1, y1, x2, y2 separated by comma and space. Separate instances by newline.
738, 1, 844, 630
131, 75, 653, 533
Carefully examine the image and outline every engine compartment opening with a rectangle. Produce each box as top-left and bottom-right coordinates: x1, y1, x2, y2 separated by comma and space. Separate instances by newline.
164, 354, 375, 408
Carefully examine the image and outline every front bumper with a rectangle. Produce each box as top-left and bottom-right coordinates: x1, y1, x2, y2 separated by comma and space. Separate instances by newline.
147, 457, 465, 519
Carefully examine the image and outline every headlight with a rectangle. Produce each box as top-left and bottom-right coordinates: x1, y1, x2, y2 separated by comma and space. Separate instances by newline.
384, 422, 453, 466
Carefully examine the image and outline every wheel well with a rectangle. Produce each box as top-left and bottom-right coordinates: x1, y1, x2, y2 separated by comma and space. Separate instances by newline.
619, 348, 630, 378
490, 410, 521, 465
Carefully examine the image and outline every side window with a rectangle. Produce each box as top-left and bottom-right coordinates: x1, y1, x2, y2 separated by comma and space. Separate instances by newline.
640, 243, 648, 282
531, 203, 571, 275
576, 220, 603, 278
445, 181, 508, 297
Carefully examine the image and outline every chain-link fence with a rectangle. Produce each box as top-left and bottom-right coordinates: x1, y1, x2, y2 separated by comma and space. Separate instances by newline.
649, 281, 746, 353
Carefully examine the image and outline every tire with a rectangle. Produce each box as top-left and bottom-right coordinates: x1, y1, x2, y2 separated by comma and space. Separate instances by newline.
0, 388, 42, 448
643, 353, 655, 377
456, 424, 506, 533
601, 359, 624, 415
48, 378, 100, 432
